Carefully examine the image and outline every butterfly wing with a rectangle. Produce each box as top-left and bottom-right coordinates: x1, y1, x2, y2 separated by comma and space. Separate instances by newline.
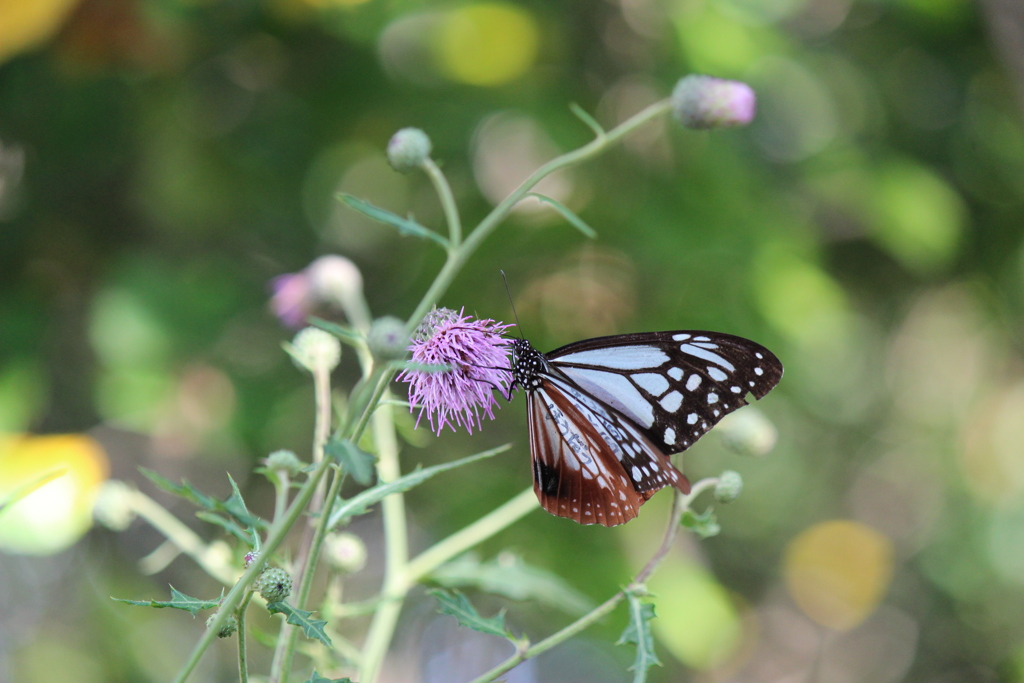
527, 373, 689, 526
547, 331, 783, 454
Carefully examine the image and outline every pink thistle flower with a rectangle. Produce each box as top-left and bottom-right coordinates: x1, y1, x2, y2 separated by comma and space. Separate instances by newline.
269, 272, 314, 328
398, 307, 513, 435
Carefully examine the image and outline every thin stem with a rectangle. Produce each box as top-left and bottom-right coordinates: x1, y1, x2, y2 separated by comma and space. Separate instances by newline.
405, 487, 539, 584
127, 489, 235, 585
403, 99, 672, 334
468, 477, 709, 683
236, 590, 255, 683
357, 398, 406, 683
270, 364, 336, 683
273, 472, 290, 524
422, 158, 462, 248
172, 455, 332, 683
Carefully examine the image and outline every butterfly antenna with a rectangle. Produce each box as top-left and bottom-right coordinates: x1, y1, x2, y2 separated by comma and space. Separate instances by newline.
500, 269, 525, 339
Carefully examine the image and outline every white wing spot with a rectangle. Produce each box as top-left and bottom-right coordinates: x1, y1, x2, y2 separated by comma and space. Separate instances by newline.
673, 333, 691, 341
664, 427, 676, 445
633, 373, 670, 396
619, 490, 627, 501
694, 336, 710, 341
687, 413, 698, 425
695, 342, 720, 350
708, 392, 719, 404
573, 507, 578, 512
713, 409, 720, 417
556, 346, 669, 370
708, 367, 728, 382
731, 386, 742, 393
749, 381, 755, 387
686, 374, 702, 391
631, 466, 642, 482
668, 367, 684, 381
754, 367, 764, 376
755, 352, 763, 359
642, 466, 650, 476
680, 344, 736, 371
660, 391, 683, 412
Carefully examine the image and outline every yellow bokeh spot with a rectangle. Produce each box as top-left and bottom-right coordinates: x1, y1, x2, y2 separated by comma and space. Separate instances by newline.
0, 0, 81, 66
647, 558, 742, 670
436, 3, 538, 86
784, 520, 894, 630
0, 434, 109, 555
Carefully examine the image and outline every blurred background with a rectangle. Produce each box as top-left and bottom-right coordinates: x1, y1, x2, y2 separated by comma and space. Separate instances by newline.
2, 0, 1024, 681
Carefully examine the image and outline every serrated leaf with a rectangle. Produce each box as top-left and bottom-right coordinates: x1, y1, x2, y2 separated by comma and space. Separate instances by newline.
303, 673, 354, 683
267, 601, 332, 647
140, 468, 216, 509
140, 468, 268, 534
195, 511, 251, 543
113, 587, 219, 616
324, 436, 377, 486
617, 592, 662, 683
309, 317, 364, 346
526, 192, 597, 238
222, 473, 264, 531
429, 588, 514, 640
429, 554, 593, 615
338, 194, 449, 248
326, 444, 511, 529
680, 508, 721, 539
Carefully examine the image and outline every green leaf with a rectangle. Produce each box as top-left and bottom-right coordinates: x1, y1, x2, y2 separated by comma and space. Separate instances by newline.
327, 444, 511, 529
195, 511, 251, 543
680, 508, 721, 539
0, 467, 67, 517
309, 317, 364, 347
617, 592, 662, 683
267, 601, 333, 647
569, 102, 606, 138
338, 194, 449, 249
428, 588, 514, 640
140, 468, 216, 509
140, 469, 268, 534
429, 554, 594, 616
113, 587, 219, 616
303, 673, 354, 683
222, 473, 265, 531
324, 436, 377, 486
526, 192, 597, 238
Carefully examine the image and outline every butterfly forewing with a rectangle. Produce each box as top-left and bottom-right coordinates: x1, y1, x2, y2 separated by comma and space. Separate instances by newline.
547, 331, 782, 454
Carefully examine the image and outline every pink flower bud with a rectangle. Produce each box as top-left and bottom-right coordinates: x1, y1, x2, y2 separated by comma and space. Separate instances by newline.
671, 75, 756, 129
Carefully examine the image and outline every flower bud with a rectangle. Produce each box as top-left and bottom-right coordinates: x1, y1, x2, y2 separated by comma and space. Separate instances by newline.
672, 75, 756, 129
207, 613, 238, 638
717, 407, 778, 457
265, 449, 303, 476
288, 327, 342, 373
412, 306, 460, 342
257, 567, 293, 603
714, 470, 743, 504
387, 127, 432, 172
244, 551, 257, 568
93, 480, 137, 531
323, 532, 368, 574
368, 316, 409, 360
307, 255, 363, 309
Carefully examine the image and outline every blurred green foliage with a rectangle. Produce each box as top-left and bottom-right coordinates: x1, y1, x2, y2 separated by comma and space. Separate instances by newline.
3, 0, 1024, 681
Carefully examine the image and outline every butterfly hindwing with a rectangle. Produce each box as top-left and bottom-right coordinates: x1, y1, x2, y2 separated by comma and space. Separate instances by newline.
547, 331, 783, 454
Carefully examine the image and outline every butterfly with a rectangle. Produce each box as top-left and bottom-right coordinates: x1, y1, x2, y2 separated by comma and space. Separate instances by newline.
509, 331, 783, 526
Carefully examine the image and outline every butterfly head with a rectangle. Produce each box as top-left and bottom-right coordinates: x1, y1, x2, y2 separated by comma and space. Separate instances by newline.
510, 338, 545, 392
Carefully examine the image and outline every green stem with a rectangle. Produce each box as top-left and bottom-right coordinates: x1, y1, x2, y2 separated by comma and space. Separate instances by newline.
172, 456, 332, 683
236, 590, 255, 683
403, 98, 672, 334
358, 397, 406, 683
422, 158, 462, 248
467, 477, 706, 683
404, 487, 539, 584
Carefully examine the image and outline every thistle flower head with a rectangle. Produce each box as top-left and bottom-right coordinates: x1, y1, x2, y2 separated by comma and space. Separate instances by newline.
672, 75, 756, 129
398, 307, 513, 435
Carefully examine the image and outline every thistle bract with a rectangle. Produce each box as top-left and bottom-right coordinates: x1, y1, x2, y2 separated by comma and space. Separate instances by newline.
399, 307, 512, 435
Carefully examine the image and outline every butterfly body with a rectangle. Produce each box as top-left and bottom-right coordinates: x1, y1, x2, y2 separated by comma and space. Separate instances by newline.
510, 332, 782, 526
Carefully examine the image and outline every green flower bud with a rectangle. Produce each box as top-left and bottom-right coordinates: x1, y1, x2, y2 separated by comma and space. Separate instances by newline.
258, 567, 293, 603
387, 127, 432, 172
207, 613, 238, 638
287, 327, 342, 373
368, 316, 409, 360
93, 480, 137, 531
323, 532, 368, 574
718, 407, 778, 457
412, 306, 459, 342
714, 470, 743, 504
672, 75, 756, 129
265, 449, 303, 476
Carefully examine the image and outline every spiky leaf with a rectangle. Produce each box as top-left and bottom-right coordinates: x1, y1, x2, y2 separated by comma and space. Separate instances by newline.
113, 587, 219, 616
617, 593, 662, 683
429, 588, 514, 641
338, 194, 449, 248
324, 436, 377, 486
267, 601, 332, 647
